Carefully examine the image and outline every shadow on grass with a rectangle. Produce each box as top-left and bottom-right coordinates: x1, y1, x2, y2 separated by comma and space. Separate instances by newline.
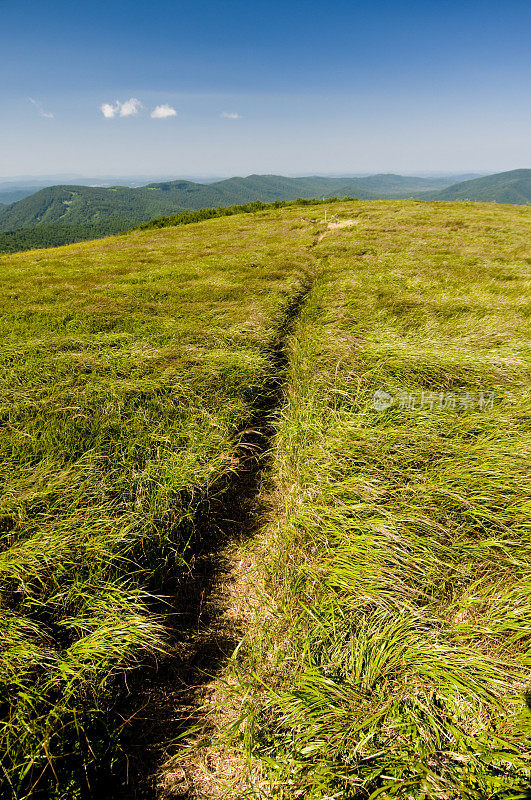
83, 279, 314, 800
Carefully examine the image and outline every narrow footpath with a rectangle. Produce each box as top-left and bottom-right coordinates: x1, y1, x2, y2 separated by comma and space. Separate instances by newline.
87, 214, 353, 799
92, 265, 318, 800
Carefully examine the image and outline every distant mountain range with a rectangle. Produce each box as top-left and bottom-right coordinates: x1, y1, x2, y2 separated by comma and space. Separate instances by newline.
0, 169, 528, 254
0, 172, 479, 207
0, 173, 457, 233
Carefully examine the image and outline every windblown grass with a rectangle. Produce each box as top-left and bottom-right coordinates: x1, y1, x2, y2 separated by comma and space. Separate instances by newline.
0, 210, 315, 796
2, 199, 529, 798
227, 201, 531, 798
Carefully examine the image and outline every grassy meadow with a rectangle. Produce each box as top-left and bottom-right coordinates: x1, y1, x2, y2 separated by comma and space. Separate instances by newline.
0, 198, 529, 799
222, 201, 531, 799
0, 210, 314, 796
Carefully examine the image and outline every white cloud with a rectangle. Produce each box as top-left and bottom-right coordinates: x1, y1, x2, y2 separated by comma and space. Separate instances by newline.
220, 111, 241, 119
101, 102, 119, 118
119, 97, 142, 117
100, 98, 143, 118
151, 104, 177, 119
28, 97, 54, 119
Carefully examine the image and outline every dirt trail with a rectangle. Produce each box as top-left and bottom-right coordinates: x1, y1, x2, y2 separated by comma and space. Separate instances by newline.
89, 277, 315, 800
317, 218, 356, 241
87, 218, 347, 799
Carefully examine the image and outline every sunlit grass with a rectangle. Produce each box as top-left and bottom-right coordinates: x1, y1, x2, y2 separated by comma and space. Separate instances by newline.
227, 200, 531, 799
2, 199, 530, 797
0, 209, 315, 795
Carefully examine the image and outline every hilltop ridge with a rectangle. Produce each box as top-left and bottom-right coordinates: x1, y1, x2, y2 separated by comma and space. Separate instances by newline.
0, 169, 529, 255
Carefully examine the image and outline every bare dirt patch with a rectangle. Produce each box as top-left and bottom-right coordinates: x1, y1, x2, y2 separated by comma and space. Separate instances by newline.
317, 218, 357, 241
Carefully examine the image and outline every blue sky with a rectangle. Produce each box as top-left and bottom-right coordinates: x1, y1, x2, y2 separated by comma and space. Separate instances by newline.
1, 0, 530, 177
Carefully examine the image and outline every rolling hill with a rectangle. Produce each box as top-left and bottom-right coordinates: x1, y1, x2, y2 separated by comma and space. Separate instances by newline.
1, 199, 529, 798
0, 175, 178, 206
0, 184, 179, 232
0, 173, 460, 236
427, 168, 531, 203
0, 170, 527, 255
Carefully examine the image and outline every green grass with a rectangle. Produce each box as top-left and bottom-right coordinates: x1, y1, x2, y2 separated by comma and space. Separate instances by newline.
0, 209, 315, 796
1, 198, 530, 799
225, 200, 531, 799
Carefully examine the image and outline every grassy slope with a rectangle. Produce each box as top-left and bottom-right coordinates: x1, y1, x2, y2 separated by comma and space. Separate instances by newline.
1, 199, 530, 798
0, 211, 314, 795
0, 199, 323, 255
229, 200, 531, 798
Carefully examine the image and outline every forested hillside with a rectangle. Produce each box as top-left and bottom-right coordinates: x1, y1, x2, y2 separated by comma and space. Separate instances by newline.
428, 168, 531, 203
0, 170, 527, 256
0, 173, 458, 251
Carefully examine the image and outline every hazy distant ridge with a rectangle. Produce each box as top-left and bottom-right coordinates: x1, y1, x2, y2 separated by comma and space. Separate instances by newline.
0, 173, 464, 235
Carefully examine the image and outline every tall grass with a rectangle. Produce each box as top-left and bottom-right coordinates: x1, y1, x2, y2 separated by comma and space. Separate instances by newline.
227, 201, 531, 798
0, 210, 315, 796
